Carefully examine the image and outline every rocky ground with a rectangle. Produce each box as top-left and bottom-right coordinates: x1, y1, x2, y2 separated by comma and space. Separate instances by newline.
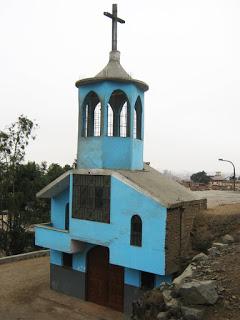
194, 241, 240, 320
132, 236, 240, 320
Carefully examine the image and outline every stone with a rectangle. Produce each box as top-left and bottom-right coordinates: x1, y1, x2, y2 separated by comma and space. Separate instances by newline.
162, 288, 180, 312
157, 311, 169, 320
168, 297, 180, 310
212, 242, 228, 248
179, 280, 218, 305
222, 234, 234, 244
181, 306, 205, 320
173, 264, 194, 288
207, 247, 220, 256
163, 289, 172, 303
192, 253, 208, 263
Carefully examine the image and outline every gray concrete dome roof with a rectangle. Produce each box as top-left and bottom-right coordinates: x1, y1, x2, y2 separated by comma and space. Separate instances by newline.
75, 51, 149, 92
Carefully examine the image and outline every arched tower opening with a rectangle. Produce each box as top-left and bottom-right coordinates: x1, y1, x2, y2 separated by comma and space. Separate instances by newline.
133, 96, 142, 140
108, 90, 130, 137
82, 91, 101, 137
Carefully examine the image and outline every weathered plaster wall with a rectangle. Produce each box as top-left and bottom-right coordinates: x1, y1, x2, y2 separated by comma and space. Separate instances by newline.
51, 188, 69, 230
69, 175, 167, 275
37, 173, 168, 275
77, 81, 144, 170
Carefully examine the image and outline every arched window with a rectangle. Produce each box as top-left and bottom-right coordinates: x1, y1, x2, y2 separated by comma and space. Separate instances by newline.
81, 91, 101, 137
134, 97, 142, 140
130, 215, 142, 247
107, 104, 113, 136
94, 103, 101, 136
108, 90, 130, 137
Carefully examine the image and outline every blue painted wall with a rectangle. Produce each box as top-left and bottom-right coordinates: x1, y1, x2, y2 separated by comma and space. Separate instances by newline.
78, 137, 143, 170
69, 175, 167, 275
50, 249, 63, 266
35, 224, 72, 252
77, 81, 145, 170
72, 243, 94, 272
49, 248, 171, 289
36, 174, 167, 275
51, 188, 69, 230
124, 268, 141, 287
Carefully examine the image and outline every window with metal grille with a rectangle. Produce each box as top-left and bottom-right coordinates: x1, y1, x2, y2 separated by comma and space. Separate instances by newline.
141, 272, 155, 290
81, 91, 101, 137
63, 253, 72, 268
120, 102, 128, 137
108, 90, 130, 137
84, 105, 88, 137
72, 174, 110, 223
107, 104, 113, 136
94, 103, 101, 136
133, 108, 137, 139
130, 215, 142, 246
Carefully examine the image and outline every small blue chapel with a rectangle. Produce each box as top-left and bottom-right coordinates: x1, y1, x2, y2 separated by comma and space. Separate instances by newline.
35, 4, 205, 314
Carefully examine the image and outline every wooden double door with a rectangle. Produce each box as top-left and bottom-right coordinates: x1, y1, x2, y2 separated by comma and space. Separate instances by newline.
86, 246, 124, 312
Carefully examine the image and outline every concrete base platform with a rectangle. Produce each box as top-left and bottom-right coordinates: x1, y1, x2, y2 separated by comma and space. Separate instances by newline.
50, 264, 85, 299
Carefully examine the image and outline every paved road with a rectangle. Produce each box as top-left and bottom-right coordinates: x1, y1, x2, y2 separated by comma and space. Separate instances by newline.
194, 190, 240, 208
0, 257, 125, 320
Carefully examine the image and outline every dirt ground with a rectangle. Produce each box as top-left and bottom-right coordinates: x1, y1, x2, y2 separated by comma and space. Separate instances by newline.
0, 257, 125, 320
194, 190, 240, 208
192, 202, 240, 320
192, 203, 240, 252
194, 243, 240, 320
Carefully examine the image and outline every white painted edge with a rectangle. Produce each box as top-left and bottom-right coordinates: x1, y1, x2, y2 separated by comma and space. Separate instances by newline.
0, 250, 49, 265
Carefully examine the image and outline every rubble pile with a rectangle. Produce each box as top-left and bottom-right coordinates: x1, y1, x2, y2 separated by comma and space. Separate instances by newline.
132, 233, 240, 320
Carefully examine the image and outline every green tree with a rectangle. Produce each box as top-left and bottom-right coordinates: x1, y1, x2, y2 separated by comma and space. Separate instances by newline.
0, 116, 73, 256
47, 163, 72, 183
190, 171, 211, 184
0, 115, 38, 255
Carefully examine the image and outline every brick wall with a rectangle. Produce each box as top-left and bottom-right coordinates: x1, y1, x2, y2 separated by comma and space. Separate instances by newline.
165, 208, 181, 274
165, 199, 207, 274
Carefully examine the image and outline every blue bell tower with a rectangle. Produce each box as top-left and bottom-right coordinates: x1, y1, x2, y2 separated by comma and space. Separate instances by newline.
75, 4, 148, 170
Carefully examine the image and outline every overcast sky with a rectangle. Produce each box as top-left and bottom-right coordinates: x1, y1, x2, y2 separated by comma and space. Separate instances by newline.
0, 0, 239, 175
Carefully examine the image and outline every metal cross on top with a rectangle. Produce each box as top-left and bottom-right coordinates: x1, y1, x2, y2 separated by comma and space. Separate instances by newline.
104, 4, 125, 51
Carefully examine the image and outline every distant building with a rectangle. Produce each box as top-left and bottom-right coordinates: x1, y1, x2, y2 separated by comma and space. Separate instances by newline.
209, 172, 238, 190
35, 4, 205, 315
210, 171, 226, 186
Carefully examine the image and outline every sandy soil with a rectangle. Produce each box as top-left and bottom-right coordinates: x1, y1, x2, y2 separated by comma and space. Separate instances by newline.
194, 190, 240, 208
192, 202, 240, 320
198, 244, 240, 320
0, 257, 124, 320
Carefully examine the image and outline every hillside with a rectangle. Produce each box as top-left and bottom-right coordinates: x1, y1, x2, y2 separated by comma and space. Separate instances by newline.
133, 202, 240, 320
